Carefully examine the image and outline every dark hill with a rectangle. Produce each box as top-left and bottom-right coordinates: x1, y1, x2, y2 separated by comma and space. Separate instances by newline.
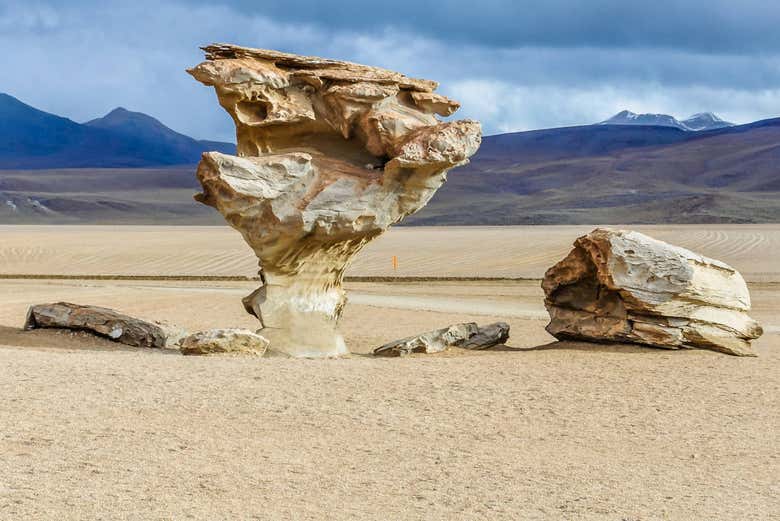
406, 118, 780, 224
0, 94, 234, 168
84, 107, 234, 163
1, 93, 778, 224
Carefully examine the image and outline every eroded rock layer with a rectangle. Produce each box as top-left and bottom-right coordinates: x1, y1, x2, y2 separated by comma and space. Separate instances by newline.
188, 44, 481, 357
542, 229, 762, 356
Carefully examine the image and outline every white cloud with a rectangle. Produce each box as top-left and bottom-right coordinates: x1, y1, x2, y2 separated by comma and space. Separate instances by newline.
447, 81, 780, 133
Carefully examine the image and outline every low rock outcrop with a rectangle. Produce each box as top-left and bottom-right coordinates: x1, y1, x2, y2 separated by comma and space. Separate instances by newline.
24, 302, 185, 348
179, 328, 269, 356
542, 229, 763, 356
374, 323, 479, 356
188, 44, 481, 357
373, 321, 510, 356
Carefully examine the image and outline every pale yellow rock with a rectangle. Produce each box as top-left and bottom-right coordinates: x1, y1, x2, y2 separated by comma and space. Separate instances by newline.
188, 43, 481, 357
179, 329, 269, 356
542, 228, 763, 356
410, 92, 461, 116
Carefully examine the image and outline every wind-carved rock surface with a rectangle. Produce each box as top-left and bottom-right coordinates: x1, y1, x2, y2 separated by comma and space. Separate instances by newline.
543, 229, 763, 356
188, 44, 481, 357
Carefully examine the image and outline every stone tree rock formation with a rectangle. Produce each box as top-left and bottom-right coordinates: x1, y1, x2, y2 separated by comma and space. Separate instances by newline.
188, 44, 481, 357
542, 229, 763, 356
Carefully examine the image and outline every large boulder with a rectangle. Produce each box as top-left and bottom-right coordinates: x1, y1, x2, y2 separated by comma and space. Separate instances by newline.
188, 44, 481, 357
179, 329, 269, 356
24, 302, 185, 348
542, 228, 763, 356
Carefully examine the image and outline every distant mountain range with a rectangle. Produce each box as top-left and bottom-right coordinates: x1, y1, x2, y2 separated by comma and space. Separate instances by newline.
0, 94, 778, 224
600, 110, 734, 131
409, 116, 780, 224
0, 93, 234, 168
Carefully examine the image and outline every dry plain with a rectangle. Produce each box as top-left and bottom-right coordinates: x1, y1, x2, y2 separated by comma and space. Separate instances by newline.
0, 225, 778, 520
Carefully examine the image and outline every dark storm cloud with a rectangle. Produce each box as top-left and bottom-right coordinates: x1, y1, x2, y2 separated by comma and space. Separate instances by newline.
1, 0, 779, 140
192, 0, 780, 53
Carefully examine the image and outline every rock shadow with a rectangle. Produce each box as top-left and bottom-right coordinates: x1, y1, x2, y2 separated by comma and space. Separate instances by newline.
516, 339, 697, 354
0, 325, 180, 355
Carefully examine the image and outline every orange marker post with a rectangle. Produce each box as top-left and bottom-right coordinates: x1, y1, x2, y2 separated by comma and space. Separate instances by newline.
392, 255, 398, 271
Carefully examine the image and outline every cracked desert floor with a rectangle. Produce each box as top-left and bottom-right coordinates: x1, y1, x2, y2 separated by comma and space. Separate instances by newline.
1, 225, 778, 520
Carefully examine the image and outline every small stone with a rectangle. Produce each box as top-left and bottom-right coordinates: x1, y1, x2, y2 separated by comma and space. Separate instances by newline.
179, 328, 269, 356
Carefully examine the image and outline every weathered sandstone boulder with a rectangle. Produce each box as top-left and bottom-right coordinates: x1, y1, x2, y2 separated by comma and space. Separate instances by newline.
373, 321, 509, 356
189, 44, 481, 357
542, 229, 763, 356
24, 302, 185, 348
179, 328, 270, 356
460, 321, 511, 350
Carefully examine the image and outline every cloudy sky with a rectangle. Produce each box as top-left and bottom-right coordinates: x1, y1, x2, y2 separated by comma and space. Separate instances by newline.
2, 0, 779, 141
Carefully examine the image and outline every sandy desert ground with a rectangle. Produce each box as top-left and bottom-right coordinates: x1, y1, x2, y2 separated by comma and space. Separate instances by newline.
1, 225, 778, 520
3, 223, 780, 280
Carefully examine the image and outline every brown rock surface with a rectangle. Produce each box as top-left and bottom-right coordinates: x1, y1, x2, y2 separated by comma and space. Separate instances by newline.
542, 228, 763, 356
24, 302, 184, 348
188, 43, 481, 357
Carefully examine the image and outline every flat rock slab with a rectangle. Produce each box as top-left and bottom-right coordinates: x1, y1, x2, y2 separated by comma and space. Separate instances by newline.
24, 302, 185, 348
373, 321, 512, 357
179, 329, 270, 356
542, 228, 763, 356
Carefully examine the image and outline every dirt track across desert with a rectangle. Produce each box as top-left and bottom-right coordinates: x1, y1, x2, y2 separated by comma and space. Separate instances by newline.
1, 225, 778, 519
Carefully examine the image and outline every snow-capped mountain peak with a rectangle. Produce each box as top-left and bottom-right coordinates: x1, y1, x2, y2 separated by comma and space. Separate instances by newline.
680, 112, 734, 131
600, 110, 735, 131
